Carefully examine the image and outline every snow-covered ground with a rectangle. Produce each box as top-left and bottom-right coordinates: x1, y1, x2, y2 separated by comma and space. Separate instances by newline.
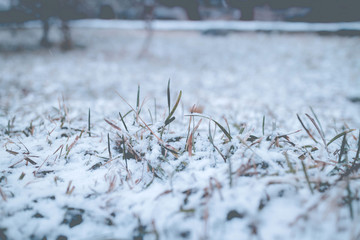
0, 25, 360, 240
18, 19, 360, 32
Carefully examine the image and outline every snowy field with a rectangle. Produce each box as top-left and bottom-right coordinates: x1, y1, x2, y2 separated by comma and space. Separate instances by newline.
1, 25, 360, 240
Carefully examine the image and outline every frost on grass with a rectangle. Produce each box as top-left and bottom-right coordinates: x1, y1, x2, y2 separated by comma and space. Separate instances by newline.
0, 84, 359, 240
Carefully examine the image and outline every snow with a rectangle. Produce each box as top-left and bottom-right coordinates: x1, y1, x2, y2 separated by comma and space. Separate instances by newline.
0, 22, 360, 240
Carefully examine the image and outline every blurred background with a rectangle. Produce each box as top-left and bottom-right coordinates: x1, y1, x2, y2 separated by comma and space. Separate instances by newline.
0, 0, 359, 51
0, 0, 359, 123
1, 0, 360, 23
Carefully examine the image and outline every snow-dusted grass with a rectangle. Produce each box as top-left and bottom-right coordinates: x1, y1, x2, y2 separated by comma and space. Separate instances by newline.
0, 27, 360, 240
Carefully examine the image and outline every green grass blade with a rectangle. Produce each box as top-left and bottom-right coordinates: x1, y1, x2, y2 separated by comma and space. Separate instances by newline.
108, 133, 112, 160
310, 107, 325, 138
119, 112, 129, 132
136, 85, 140, 112
167, 79, 171, 114
305, 113, 326, 146
262, 115, 265, 136
213, 119, 232, 142
122, 135, 128, 171
154, 98, 157, 122
164, 116, 176, 127
186, 114, 232, 141
354, 130, 360, 165
301, 160, 314, 195
284, 152, 295, 174
297, 114, 318, 144
123, 109, 132, 119
208, 120, 214, 144
338, 133, 347, 163
165, 90, 182, 123
148, 108, 153, 124
208, 120, 226, 162
88, 108, 91, 137
224, 117, 231, 137
327, 129, 355, 147
346, 182, 354, 219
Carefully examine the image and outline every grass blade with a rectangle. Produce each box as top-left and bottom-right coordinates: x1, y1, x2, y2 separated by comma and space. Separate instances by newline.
0, 187, 7, 202
327, 129, 355, 147
165, 90, 182, 124
108, 133, 112, 161
338, 133, 347, 163
148, 108, 153, 124
346, 182, 354, 219
164, 116, 175, 127
122, 135, 128, 171
154, 98, 157, 122
123, 109, 132, 119
305, 113, 326, 147
309, 107, 325, 138
187, 114, 232, 141
119, 112, 129, 132
223, 117, 231, 137
354, 130, 360, 165
301, 160, 314, 195
105, 119, 122, 132
297, 114, 318, 144
167, 79, 171, 114
137, 85, 140, 112
186, 119, 202, 156
208, 120, 226, 162
213, 119, 232, 142
65, 136, 79, 159
262, 115, 265, 136
284, 152, 295, 174
208, 120, 213, 143
88, 108, 91, 137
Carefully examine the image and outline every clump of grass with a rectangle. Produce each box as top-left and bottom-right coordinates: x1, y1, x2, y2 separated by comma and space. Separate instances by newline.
100, 84, 360, 227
